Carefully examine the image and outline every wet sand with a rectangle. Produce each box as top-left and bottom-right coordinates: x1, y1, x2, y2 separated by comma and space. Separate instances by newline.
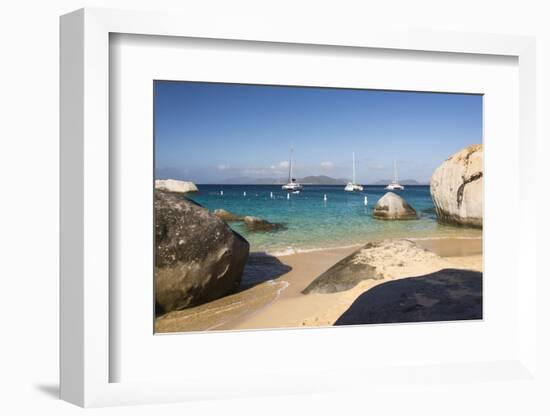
155, 237, 482, 333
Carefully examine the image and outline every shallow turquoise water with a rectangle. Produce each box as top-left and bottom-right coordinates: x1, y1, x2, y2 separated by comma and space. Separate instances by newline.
187, 185, 481, 253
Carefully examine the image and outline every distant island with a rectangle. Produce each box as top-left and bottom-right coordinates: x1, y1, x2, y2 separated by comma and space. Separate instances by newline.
221, 175, 348, 185
217, 176, 426, 185
370, 179, 425, 186
297, 175, 348, 185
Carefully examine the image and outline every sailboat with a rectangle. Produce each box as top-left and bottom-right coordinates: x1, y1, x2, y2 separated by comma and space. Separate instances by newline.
281, 146, 303, 191
344, 152, 364, 192
385, 160, 405, 190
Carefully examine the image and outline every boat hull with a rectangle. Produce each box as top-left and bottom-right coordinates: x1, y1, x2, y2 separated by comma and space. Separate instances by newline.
282, 183, 303, 191
385, 183, 404, 191
344, 183, 364, 192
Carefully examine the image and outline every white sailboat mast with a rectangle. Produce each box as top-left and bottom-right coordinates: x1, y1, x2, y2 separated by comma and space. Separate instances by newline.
288, 147, 293, 181
352, 152, 356, 184
288, 146, 294, 182
394, 160, 398, 183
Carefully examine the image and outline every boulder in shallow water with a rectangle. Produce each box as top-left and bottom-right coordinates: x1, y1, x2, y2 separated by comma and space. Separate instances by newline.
213, 209, 244, 222
373, 192, 417, 220
155, 191, 249, 314
155, 179, 198, 194
430, 144, 483, 228
243, 216, 285, 232
334, 268, 482, 325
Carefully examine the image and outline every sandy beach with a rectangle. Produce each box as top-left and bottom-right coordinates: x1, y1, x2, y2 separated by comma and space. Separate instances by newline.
155, 236, 482, 333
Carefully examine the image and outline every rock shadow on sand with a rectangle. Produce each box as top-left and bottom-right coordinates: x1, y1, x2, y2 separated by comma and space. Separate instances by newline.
240, 253, 292, 289
334, 268, 482, 326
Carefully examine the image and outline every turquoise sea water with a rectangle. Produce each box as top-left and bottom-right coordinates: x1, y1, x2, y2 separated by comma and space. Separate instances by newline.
187, 185, 481, 254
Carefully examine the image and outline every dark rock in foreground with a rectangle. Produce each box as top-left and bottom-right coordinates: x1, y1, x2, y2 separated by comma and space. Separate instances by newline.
243, 216, 285, 232
334, 268, 482, 325
302, 243, 384, 294
155, 191, 249, 314
302, 239, 445, 295
373, 192, 417, 220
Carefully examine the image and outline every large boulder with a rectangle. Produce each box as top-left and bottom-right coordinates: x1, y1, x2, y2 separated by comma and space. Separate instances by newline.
302, 240, 445, 294
373, 192, 417, 220
155, 191, 249, 314
155, 179, 198, 194
302, 249, 382, 294
430, 144, 483, 228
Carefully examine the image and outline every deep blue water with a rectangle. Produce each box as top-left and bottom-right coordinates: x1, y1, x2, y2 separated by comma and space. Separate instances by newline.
187, 185, 480, 253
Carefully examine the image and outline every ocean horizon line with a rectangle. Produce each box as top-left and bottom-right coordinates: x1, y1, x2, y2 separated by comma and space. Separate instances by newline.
189, 183, 432, 186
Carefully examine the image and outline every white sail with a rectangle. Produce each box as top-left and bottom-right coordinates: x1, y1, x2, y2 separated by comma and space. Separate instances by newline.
282, 146, 303, 191
344, 151, 364, 192
386, 160, 404, 190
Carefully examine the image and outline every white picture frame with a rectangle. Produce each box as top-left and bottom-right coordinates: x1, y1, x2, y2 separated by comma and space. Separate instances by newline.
60, 7, 538, 408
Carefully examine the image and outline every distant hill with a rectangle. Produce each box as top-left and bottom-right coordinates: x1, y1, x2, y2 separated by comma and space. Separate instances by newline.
221, 175, 348, 185
221, 177, 280, 185
370, 179, 426, 185
299, 175, 347, 185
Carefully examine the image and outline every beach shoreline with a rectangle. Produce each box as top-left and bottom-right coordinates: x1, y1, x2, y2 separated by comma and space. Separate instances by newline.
252, 234, 483, 258
155, 235, 482, 333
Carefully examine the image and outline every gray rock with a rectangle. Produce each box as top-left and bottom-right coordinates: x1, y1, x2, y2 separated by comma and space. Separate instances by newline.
302, 242, 384, 294
243, 216, 285, 232
302, 239, 445, 295
334, 268, 482, 325
213, 209, 244, 222
373, 192, 417, 220
430, 144, 483, 228
155, 191, 249, 314
155, 179, 198, 194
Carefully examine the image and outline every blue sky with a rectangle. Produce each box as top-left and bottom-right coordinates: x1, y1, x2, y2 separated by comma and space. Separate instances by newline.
155, 81, 482, 184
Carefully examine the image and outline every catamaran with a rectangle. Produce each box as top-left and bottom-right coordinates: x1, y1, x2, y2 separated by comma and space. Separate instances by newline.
385, 160, 405, 190
344, 152, 364, 192
281, 146, 303, 191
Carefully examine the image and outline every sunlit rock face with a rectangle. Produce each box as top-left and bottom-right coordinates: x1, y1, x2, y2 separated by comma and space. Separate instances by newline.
430, 144, 483, 228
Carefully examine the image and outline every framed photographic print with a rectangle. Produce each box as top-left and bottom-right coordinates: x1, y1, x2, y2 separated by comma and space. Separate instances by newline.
60, 8, 538, 408
153, 81, 484, 334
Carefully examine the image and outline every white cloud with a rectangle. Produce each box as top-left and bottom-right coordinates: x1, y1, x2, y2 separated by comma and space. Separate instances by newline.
217, 164, 230, 170
320, 161, 335, 170
270, 160, 289, 170
279, 160, 290, 169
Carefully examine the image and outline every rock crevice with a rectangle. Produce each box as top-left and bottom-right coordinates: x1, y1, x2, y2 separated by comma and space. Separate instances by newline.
457, 171, 483, 208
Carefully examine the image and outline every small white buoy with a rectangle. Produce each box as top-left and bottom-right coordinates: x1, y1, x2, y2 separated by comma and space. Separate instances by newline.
270, 191, 273, 199
287, 193, 290, 200
220, 190, 223, 196
243, 191, 246, 197
364, 196, 368, 206
323, 194, 327, 202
